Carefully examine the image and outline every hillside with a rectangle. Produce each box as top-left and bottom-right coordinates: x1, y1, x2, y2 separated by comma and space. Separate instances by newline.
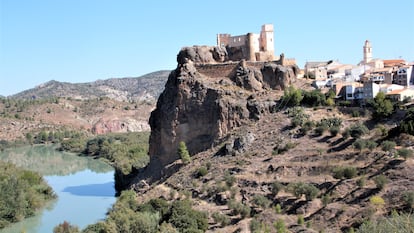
111, 46, 414, 232
0, 70, 170, 141
10, 70, 170, 102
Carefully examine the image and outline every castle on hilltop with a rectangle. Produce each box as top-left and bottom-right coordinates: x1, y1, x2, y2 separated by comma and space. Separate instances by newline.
217, 24, 275, 62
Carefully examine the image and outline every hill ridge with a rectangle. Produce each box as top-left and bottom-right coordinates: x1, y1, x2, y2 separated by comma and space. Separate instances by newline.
10, 70, 171, 102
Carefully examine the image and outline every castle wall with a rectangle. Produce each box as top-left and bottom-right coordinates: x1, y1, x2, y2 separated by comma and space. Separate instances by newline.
217, 24, 274, 62
228, 35, 248, 47
195, 60, 284, 78
196, 62, 239, 78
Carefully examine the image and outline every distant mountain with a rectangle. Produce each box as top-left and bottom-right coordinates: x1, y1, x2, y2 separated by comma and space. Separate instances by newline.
11, 70, 171, 102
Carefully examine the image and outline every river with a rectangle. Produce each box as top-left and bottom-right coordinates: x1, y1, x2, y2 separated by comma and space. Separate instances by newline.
0, 145, 116, 233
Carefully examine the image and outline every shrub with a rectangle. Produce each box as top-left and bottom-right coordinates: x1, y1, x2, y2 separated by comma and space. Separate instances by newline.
302, 90, 326, 107
356, 212, 414, 233
223, 172, 236, 188
287, 182, 319, 201
326, 98, 335, 106
329, 126, 340, 137
369, 196, 385, 208
402, 191, 414, 209
366, 140, 378, 150
381, 140, 396, 152
301, 120, 315, 134
373, 175, 388, 190
333, 166, 357, 179
352, 110, 360, 117
397, 148, 413, 159
353, 139, 366, 151
321, 194, 331, 206
212, 212, 230, 227
169, 200, 208, 232
376, 124, 389, 137
178, 141, 191, 164
53, 221, 80, 233
271, 182, 283, 197
357, 176, 366, 188
250, 219, 271, 233
274, 204, 282, 214
297, 214, 305, 225
281, 86, 303, 107
252, 195, 272, 209
399, 107, 414, 135
342, 129, 350, 139
158, 222, 179, 233
228, 199, 251, 218
314, 125, 327, 136
196, 166, 208, 178
0, 161, 55, 228
349, 124, 369, 139
274, 219, 286, 233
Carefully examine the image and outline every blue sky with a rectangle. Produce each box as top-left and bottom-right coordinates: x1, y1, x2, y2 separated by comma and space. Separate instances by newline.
1, 0, 413, 96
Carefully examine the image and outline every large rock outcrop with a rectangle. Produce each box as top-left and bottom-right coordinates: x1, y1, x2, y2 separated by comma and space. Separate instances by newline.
140, 46, 298, 181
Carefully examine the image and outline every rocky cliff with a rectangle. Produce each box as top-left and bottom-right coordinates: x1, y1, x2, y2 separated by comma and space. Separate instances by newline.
144, 46, 298, 180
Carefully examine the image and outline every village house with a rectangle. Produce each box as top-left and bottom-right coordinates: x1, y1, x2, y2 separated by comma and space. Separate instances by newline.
387, 88, 414, 102
304, 61, 330, 80
393, 65, 414, 86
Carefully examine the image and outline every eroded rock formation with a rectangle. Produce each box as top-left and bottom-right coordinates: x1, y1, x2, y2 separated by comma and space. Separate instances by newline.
139, 46, 298, 181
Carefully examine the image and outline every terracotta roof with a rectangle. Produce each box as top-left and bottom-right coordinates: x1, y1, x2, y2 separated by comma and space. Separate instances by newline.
387, 89, 407, 95
383, 59, 406, 66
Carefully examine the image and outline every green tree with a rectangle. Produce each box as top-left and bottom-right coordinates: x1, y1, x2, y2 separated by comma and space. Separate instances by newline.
178, 141, 191, 164
53, 221, 80, 233
281, 86, 303, 107
399, 107, 414, 135
371, 91, 394, 119
302, 90, 326, 107
169, 200, 208, 232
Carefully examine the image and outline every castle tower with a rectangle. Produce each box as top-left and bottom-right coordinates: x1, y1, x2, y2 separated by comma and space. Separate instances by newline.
363, 40, 372, 64
260, 24, 274, 52
247, 33, 257, 61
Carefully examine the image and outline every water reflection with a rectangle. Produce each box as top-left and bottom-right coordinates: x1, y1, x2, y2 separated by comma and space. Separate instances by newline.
63, 181, 115, 197
0, 145, 112, 176
0, 145, 116, 233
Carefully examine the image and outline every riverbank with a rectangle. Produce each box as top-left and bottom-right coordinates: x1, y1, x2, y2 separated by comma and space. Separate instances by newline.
0, 145, 116, 233
0, 160, 55, 229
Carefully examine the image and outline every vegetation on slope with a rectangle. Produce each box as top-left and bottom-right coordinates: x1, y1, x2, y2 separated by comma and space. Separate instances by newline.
55, 190, 208, 233
0, 161, 55, 229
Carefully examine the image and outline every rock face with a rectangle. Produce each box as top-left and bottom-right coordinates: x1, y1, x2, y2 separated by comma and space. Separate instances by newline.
92, 118, 150, 134
145, 46, 298, 180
